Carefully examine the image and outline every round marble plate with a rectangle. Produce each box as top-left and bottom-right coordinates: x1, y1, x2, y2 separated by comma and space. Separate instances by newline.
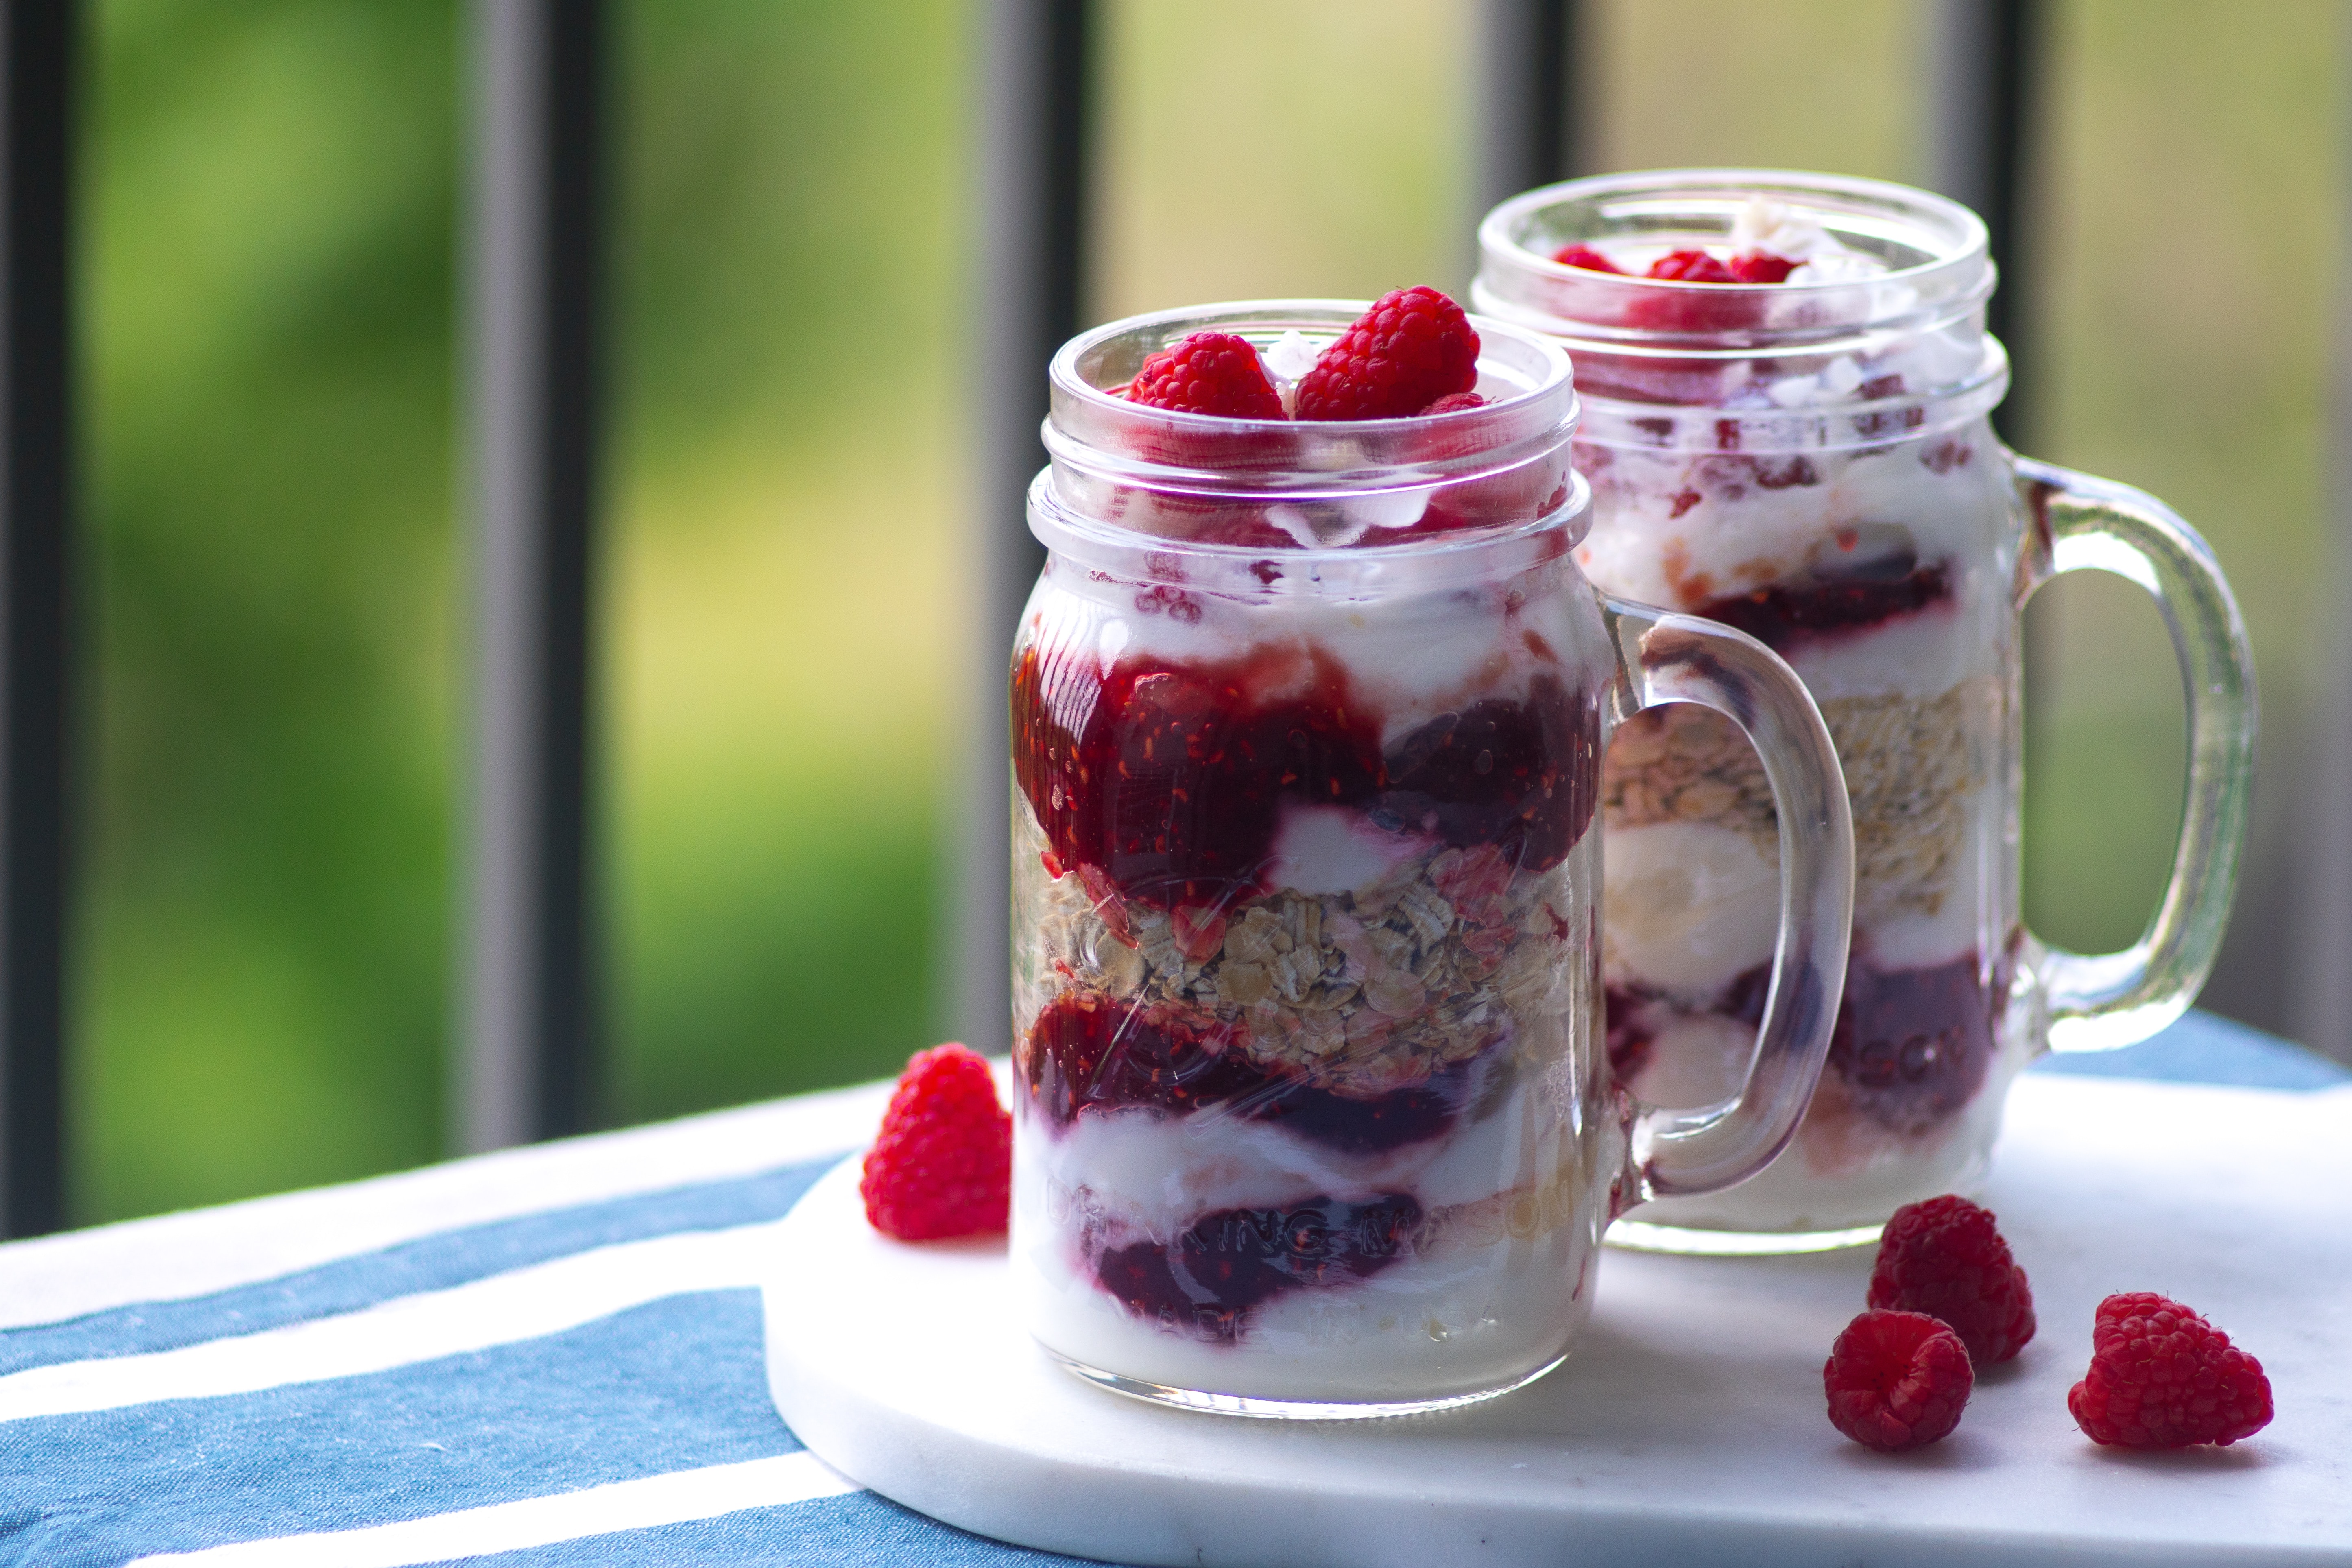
763, 1075, 2352, 1567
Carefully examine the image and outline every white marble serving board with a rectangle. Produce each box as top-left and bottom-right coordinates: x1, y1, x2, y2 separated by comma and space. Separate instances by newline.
764, 1075, 2352, 1567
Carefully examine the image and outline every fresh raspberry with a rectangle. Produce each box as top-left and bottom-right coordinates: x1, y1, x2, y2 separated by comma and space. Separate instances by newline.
1866, 1195, 2036, 1365
1126, 331, 1284, 419
1420, 391, 1486, 415
1295, 286, 1479, 421
1646, 248, 1737, 284
1823, 1309, 1973, 1453
1552, 243, 1623, 274
2068, 1293, 2273, 1448
1729, 250, 1801, 284
859, 1043, 1011, 1241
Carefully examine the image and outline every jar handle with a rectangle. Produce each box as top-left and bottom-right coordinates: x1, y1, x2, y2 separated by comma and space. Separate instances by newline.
2012, 458, 2259, 1052
1601, 596, 1855, 1204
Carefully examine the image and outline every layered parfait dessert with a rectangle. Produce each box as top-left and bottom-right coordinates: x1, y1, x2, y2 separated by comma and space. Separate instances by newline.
1477, 174, 2024, 1242
1008, 293, 1621, 1409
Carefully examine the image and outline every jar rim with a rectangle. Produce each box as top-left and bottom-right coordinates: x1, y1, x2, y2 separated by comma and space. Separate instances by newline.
1474, 168, 1994, 358
1036, 299, 1589, 560
1045, 299, 1577, 495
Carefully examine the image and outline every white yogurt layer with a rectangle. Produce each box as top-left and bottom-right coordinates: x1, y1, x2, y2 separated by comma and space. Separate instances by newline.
1601, 820, 1778, 999
1265, 805, 1439, 895
1024, 549, 1613, 750
1627, 1010, 1757, 1108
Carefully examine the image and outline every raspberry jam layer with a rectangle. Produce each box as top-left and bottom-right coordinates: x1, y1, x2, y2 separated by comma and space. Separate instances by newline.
1824, 953, 1996, 1136
1693, 563, 1952, 654
1603, 986, 1656, 1084
1607, 950, 1995, 1138
1012, 644, 1598, 914
1024, 992, 1474, 1156
1094, 1193, 1423, 1343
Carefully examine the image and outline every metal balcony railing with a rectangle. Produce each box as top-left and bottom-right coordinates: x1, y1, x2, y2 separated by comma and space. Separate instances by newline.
0, 0, 2055, 1235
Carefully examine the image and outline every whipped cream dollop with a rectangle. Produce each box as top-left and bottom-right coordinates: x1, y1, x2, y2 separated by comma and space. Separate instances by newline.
1261, 329, 1320, 382
1260, 328, 1320, 416
1728, 196, 1887, 285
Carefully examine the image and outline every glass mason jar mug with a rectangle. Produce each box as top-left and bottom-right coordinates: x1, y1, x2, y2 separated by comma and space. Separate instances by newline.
1473, 170, 2258, 1252
1006, 301, 1856, 1417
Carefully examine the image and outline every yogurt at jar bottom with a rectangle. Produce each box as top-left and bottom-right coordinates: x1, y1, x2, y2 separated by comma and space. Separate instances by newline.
1008, 556, 1614, 1403
1582, 424, 2026, 1235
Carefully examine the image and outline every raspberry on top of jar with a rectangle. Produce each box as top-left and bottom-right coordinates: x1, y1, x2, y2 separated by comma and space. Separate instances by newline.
1058, 288, 1579, 552
1123, 285, 1483, 423
1553, 195, 1888, 290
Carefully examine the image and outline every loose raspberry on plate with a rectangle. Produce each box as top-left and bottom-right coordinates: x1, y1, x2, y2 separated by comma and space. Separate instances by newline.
1728, 250, 1801, 284
2068, 1293, 2273, 1448
1646, 248, 1738, 284
1126, 331, 1285, 419
1867, 1194, 2036, 1364
1295, 286, 1480, 421
1553, 243, 1623, 274
1824, 1309, 1973, 1452
860, 1043, 1012, 1241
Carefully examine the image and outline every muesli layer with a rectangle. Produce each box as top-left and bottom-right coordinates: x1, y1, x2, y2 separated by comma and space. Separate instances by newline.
1017, 803, 1578, 1099
1604, 676, 1997, 931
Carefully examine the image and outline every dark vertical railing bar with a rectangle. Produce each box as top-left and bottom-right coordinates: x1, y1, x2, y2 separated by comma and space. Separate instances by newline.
1929, 0, 2038, 446
1475, 0, 1578, 222
1929, 0, 2061, 1008
0, 0, 76, 1239
951, 0, 1094, 1057
462, 0, 605, 1151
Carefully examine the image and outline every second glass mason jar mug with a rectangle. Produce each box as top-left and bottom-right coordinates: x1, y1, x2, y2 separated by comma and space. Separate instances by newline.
1006, 301, 1855, 1416
1473, 169, 2259, 1252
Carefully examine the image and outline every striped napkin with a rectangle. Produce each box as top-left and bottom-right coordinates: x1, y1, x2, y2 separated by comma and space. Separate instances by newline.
0, 1085, 1095, 1567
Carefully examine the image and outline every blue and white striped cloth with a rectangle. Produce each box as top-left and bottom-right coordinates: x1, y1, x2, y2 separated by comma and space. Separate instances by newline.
2, 1016, 2341, 1567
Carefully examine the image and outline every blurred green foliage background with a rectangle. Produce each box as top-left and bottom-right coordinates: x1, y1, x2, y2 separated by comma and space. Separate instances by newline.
76, 0, 2340, 1222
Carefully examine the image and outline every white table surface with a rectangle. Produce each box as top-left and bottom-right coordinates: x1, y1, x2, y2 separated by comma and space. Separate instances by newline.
0, 1079, 895, 1332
